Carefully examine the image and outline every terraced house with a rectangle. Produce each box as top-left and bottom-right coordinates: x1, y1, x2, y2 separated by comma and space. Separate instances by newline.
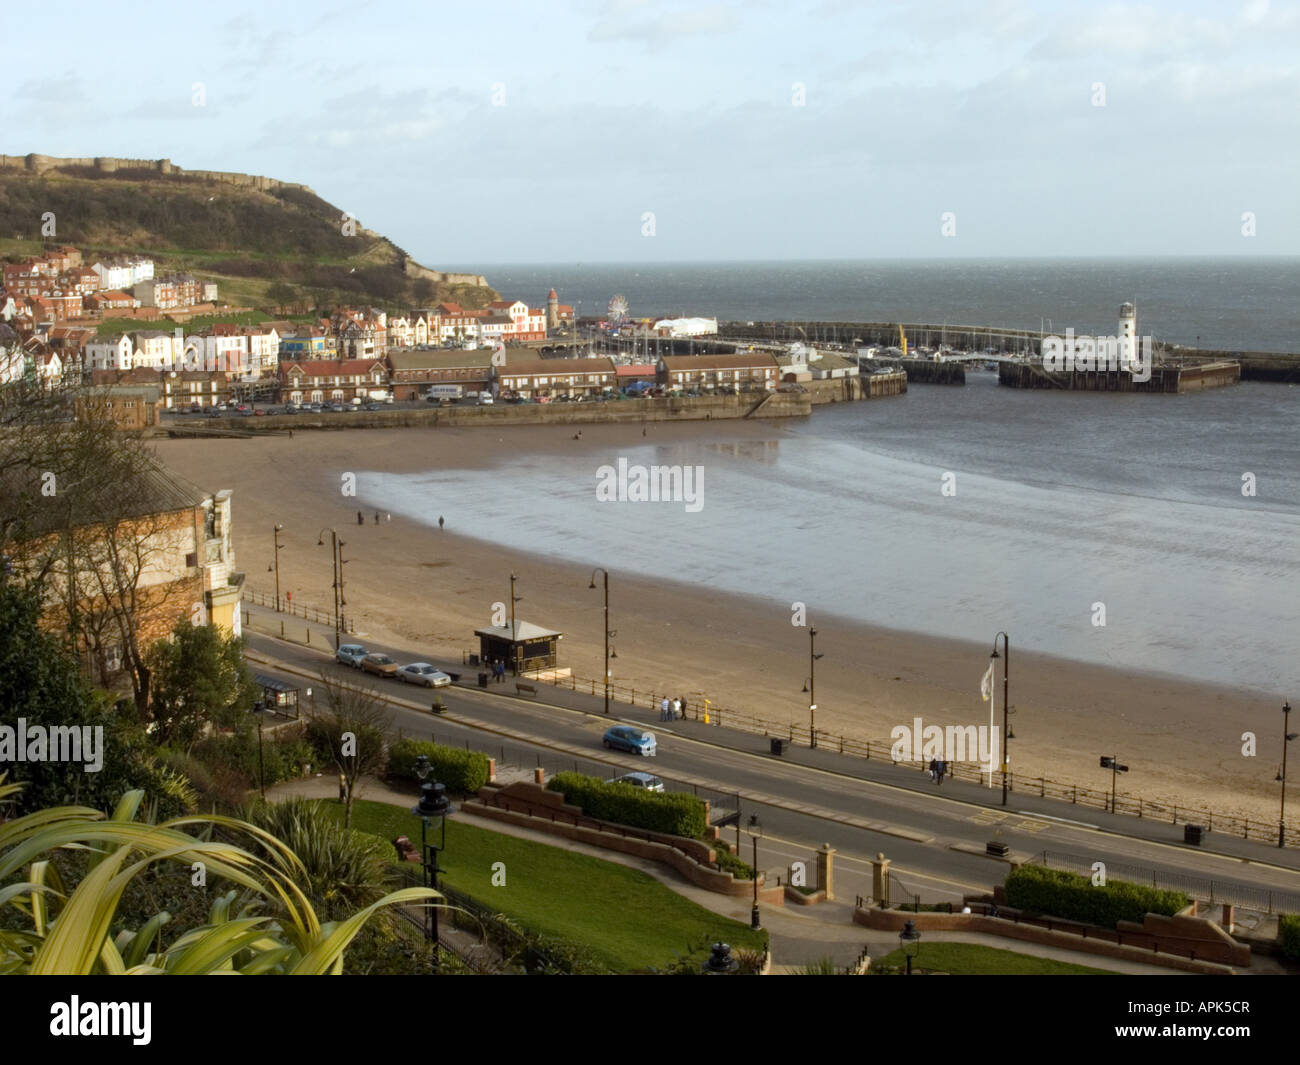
498, 356, 616, 398
657, 353, 779, 391
279, 358, 389, 404
386, 349, 494, 400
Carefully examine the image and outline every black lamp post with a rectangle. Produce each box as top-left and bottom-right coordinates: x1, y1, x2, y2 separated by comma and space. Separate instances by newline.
508, 572, 523, 675
253, 699, 266, 800
746, 813, 762, 930
990, 632, 1012, 805
272, 524, 284, 612
1278, 700, 1296, 848
317, 528, 340, 638
1099, 754, 1129, 814
808, 628, 824, 749
899, 918, 921, 975
588, 568, 617, 715
411, 754, 455, 973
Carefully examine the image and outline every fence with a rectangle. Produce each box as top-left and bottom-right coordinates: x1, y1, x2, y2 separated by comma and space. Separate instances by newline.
1030, 850, 1300, 915
242, 587, 356, 633
504, 664, 1300, 849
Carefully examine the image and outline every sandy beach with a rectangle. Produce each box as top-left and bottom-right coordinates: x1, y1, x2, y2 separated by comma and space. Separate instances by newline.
153, 422, 1289, 827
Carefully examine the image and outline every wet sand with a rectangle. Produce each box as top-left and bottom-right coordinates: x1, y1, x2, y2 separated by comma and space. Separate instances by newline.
153, 422, 1289, 827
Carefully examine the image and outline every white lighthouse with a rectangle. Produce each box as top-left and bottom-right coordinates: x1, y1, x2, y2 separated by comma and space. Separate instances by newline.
1118, 301, 1138, 364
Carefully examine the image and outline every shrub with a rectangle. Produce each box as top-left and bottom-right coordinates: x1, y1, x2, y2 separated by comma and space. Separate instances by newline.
1279, 915, 1300, 961
546, 772, 707, 839
386, 738, 491, 794
714, 847, 753, 880
1004, 864, 1189, 928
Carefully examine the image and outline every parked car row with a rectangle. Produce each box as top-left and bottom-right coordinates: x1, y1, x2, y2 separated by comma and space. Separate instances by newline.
334, 644, 451, 687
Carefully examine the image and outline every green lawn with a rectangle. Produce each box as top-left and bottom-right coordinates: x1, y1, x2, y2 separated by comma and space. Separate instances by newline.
874, 941, 1118, 975
317, 798, 767, 973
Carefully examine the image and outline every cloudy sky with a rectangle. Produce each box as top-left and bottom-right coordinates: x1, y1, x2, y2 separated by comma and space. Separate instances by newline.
6, 0, 1298, 263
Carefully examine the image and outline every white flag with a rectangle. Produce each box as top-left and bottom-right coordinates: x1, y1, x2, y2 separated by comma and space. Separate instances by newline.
980, 661, 994, 702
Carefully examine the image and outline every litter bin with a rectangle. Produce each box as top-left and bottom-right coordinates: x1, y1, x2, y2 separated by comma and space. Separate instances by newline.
468, 653, 480, 666
770, 737, 786, 756
478, 672, 489, 688
1184, 824, 1205, 846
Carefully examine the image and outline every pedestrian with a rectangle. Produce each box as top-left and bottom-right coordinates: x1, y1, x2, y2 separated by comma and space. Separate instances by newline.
928, 758, 937, 783
671, 697, 681, 721
386, 512, 391, 522
374, 510, 380, 524
679, 694, 688, 720
439, 515, 445, 530
936, 760, 947, 785
357, 510, 364, 525
660, 696, 670, 721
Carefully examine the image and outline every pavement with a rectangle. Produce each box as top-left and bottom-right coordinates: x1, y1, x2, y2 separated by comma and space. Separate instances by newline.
265, 773, 1216, 974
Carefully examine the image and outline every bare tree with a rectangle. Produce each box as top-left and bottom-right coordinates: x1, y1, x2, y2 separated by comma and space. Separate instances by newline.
309, 672, 393, 828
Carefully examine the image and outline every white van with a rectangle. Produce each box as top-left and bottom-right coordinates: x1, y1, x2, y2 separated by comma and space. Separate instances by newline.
478, 393, 494, 406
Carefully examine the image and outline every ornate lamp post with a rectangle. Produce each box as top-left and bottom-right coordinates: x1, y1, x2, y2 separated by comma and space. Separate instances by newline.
899, 919, 921, 975
990, 632, 1013, 805
1278, 700, 1296, 848
746, 814, 763, 930
316, 528, 348, 637
272, 523, 284, 611
411, 754, 455, 973
589, 568, 617, 715
801, 627, 824, 748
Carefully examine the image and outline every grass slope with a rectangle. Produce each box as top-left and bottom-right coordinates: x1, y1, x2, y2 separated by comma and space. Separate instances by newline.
321, 798, 767, 973
874, 941, 1118, 975
0, 165, 496, 312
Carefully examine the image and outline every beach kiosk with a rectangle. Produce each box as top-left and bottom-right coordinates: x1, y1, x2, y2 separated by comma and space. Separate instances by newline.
474, 621, 562, 676
253, 672, 300, 719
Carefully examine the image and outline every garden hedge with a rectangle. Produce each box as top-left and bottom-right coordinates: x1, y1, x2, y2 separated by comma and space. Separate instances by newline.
1279, 914, 1300, 961
387, 738, 491, 794
1004, 864, 1189, 928
547, 772, 707, 839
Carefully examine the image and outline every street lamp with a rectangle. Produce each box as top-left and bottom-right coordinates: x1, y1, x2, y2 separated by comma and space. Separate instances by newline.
899, 918, 921, 976
589, 568, 617, 715
253, 699, 266, 801
1278, 699, 1296, 848
806, 627, 824, 748
1099, 755, 1129, 814
746, 813, 762, 930
990, 632, 1013, 805
507, 572, 524, 674
272, 523, 284, 612
411, 754, 455, 973
317, 528, 340, 638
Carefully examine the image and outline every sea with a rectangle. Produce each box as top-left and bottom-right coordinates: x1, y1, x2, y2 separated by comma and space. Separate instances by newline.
446, 257, 1300, 353
372, 258, 1299, 692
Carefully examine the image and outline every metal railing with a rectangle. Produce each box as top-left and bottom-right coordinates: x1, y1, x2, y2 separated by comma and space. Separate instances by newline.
242, 587, 356, 633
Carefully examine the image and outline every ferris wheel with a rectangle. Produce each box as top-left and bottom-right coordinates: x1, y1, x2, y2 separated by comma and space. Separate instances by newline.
607, 294, 629, 327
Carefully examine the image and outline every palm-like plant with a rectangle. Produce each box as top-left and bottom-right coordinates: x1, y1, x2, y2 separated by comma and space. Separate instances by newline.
0, 781, 440, 974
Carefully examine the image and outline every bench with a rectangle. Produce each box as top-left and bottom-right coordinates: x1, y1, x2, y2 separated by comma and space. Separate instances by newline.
515, 682, 538, 697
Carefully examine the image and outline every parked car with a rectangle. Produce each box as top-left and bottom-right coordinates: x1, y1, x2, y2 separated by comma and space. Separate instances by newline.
329, 403, 347, 412
397, 662, 452, 688
360, 653, 398, 678
364, 402, 381, 411
283, 405, 298, 415
335, 644, 367, 668
478, 394, 494, 405
602, 726, 656, 757
606, 771, 665, 791
253, 408, 267, 416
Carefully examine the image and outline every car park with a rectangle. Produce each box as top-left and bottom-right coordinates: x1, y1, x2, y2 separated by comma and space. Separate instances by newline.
397, 662, 452, 687
360, 653, 398, 678
602, 725, 656, 757
335, 644, 367, 668
606, 771, 665, 791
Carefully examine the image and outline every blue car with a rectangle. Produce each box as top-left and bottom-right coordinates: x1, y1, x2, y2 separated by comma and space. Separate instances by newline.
603, 726, 656, 757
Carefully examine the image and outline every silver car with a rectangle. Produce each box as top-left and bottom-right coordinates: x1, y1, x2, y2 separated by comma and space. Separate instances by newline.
335, 643, 367, 668
397, 662, 451, 688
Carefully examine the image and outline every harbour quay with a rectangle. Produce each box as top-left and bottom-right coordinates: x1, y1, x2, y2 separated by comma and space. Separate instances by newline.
997, 359, 1241, 393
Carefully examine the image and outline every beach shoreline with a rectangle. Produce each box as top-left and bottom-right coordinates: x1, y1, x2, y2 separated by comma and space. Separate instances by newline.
153, 421, 1289, 827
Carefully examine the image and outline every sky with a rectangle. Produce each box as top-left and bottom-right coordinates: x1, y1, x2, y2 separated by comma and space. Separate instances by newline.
5, 0, 1299, 265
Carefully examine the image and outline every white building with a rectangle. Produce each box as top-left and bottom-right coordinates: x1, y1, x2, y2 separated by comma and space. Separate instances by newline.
132, 330, 175, 370
86, 334, 135, 372
91, 257, 154, 291
653, 317, 719, 338
245, 327, 280, 374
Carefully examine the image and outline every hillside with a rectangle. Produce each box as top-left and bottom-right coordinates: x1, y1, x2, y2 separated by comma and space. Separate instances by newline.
0, 154, 497, 312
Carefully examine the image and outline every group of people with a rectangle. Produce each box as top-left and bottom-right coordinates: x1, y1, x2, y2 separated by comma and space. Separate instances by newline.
356, 510, 391, 525
928, 758, 949, 785
659, 695, 688, 721
490, 659, 508, 683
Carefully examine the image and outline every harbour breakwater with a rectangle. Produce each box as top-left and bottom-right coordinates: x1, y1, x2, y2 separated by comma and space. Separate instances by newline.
716, 321, 1297, 382
997, 359, 1241, 392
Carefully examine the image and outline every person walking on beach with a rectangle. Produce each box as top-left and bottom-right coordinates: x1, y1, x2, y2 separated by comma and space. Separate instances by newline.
374, 510, 380, 524
439, 515, 445, 530
356, 510, 364, 525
